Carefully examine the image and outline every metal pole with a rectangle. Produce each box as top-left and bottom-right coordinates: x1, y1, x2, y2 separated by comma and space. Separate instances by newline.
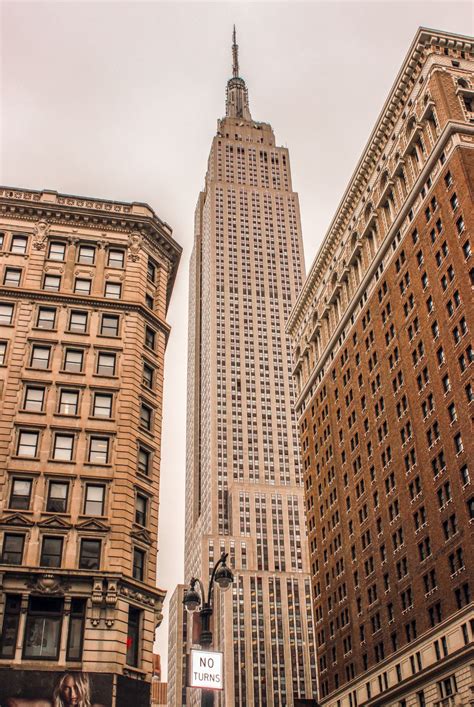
200, 604, 214, 706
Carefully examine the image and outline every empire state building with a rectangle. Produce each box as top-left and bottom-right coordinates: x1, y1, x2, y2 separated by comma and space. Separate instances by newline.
182, 30, 317, 706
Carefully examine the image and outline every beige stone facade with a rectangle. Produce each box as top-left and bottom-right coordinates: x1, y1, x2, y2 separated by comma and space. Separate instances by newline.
172, 32, 318, 707
0, 187, 181, 704
287, 28, 474, 707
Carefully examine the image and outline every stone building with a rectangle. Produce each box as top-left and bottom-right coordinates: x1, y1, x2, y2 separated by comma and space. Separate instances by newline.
287, 27, 474, 707
0, 186, 181, 705
171, 29, 317, 706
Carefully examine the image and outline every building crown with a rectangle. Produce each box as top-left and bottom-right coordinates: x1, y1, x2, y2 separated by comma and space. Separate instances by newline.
225, 25, 252, 120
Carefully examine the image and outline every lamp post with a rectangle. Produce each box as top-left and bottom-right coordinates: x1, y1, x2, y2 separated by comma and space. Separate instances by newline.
183, 551, 234, 706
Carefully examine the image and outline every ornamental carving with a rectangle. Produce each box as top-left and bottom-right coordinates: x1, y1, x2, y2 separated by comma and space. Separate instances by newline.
128, 230, 143, 261
26, 573, 70, 596
33, 220, 50, 250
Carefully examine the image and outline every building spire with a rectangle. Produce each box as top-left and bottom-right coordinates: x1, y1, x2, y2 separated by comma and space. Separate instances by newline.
225, 25, 252, 120
232, 25, 239, 77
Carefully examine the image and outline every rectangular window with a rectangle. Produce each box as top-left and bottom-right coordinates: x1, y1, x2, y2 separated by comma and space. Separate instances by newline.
0, 303, 14, 325
143, 362, 154, 389
1, 534, 25, 564
92, 393, 113, 418
138, 446, 151, 476
30, 345, 51, 370
17, 430, 39, 458
79, 538, 101, 570
145, 327, 156, 350
40, 536, 63, 568
23, 597, 63, 660
63, 349, 84, 373
52, 434, 74, 461
107, 249, 124, 268
58, 389, 79, 415
10, 235, 28, 254
77, 245, 96, 264
133, 548, 145, 581
24, 386, 45, 412
48, 242, 66, 261
135, 494, 147, 526
147, 259, 157, 283
100, 314, 119, 337
84, 484, 105, 516
74, 278, 91, 295
46, 482, 69, 513
140, 403, 152, 431
0, 341, 6, 365
104, 282, 121, 299
0, 595, 21, 658
88, 437, 109, 464
9, 478, 32, 510
66, 598, 86, 661
68, 310, 88, 333
4, 268, 21, 287
96, 352, 116, 376
43, 274, 61, 291
126, 606, 141, 667
36, 307, 56, 329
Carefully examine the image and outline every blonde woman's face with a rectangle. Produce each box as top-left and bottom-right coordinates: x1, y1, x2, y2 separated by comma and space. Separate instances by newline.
61, 676, 80, 705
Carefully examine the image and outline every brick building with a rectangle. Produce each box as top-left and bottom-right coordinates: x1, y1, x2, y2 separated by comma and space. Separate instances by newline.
0, 187, 181, 705
287, 28, 473, 707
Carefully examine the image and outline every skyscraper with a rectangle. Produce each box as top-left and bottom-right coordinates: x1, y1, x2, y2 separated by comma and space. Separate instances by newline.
0, 186, 181, 706
178, 29, 317, 707
288, 27, 473, 707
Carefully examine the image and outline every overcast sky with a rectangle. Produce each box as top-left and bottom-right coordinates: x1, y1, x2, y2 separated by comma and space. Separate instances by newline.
1, 0, 472, 677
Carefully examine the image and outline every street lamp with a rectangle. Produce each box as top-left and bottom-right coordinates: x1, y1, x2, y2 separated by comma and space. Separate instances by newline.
183, 551, 234, 705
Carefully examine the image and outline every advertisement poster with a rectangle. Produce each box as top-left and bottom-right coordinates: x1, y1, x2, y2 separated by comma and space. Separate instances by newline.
0, 671, 150, 707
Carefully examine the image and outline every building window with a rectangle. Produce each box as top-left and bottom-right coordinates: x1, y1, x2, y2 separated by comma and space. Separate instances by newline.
133, 548, 145, 581
0, 595, 21, 658
140, 403, 152, 431
138, 446, 151, 476
74, 278, 91, 296
135, 494, 147, 526
438, 675, 457, 699
48, 242, 66, 261
0, 341, 7, 364
145, 326, 156, 350
40, 536, 63, 568
0, 303, 14, 325
1, 534, 25, 564
63, 348, 84, 373
36, 307, 56, 329
46, 481, 69, 513
30, 345, 51, 369
52, 434, 74, 461
58, 389, 79, 415
88, 437, 109, 464
23, 597, 63, 660
143, 362, 154, 389
96, 351, 116, 376
77, 245, 96, 264
126, 606, 141, 667
92, 393, 113, 418
145, 293, 154, 309
43, 274, 61, 291
68, 310, 88, 333
84, 484, 105, 516
66, 598, 86, 661
24, 386, 45, 412
100, 314, 119, 337
79, 539, 101, 570
9, 478, 32, 510
17, 430, 39, 458
107, 249, 124, 269
104, 282, 121, 299
10, 235, 28, 254
147, 259, 157, 283
4, 268, 22, 287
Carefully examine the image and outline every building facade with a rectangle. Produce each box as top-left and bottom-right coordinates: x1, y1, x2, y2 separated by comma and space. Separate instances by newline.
0, 187, 181, 705
172, 30, 318, 706
167, 584, 187, 707
287, 28, 473, 707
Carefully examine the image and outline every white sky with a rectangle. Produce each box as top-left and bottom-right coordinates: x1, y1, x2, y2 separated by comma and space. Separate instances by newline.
1, 0, 472, 678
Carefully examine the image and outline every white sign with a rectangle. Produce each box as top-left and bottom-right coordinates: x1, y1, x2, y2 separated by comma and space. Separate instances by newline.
189, 649, 224, 690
